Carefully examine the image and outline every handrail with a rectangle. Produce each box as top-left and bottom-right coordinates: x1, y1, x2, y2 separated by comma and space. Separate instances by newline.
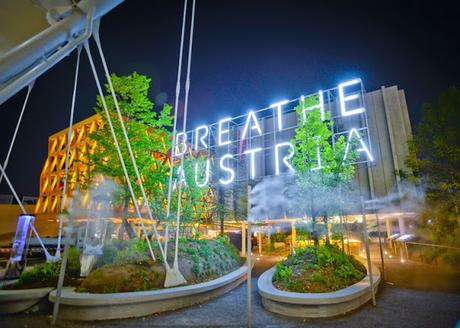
405, 241, 460, 251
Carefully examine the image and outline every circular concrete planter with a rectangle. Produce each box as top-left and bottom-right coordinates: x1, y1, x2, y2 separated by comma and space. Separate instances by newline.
0, 285, 54, 314
258, 263, 380, 318
49, 265, 248, 321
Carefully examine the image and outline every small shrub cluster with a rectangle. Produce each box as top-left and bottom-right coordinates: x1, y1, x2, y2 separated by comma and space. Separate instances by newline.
181, 237, 241, 282
114, 238, 150, 265
273, 245, 366, 293
4, 246, 81, 290
413, 247, 460, 267
270, 232, 287, 243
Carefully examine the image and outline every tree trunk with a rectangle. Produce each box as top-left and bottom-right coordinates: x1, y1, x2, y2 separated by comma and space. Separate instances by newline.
311, 215, 319, 247
119, 195, 135, 239
324, 215, 330, 245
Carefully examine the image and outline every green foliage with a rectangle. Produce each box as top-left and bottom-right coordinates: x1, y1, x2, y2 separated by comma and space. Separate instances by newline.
114, 238, 151, 265
290, 94, 359, 243
440, 249, 460, 266
97, 239, 126, 267
291, 95, 358, 182
82, 237, 242, 293
295, 226, 311, 241
176, 238, 241, 281
83, 71, 213, 239
15, 262, 61, 289
67, 246, 81, 276
83, 72, 173, 217
414, 246, 460, 267
4, 247, 82, 289
270, 232, 287, 243
273, 245, 366, 293
170, 155, 214, 226
330, 232, 342, 241
406, 86, 460, 247
273, 263, 292, 282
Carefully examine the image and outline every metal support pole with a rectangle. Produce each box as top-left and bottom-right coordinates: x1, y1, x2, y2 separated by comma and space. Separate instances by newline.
360, 196, 376, 306
247, 221, 252, 328
375, 211, 385, 281
51, 188, 78, 325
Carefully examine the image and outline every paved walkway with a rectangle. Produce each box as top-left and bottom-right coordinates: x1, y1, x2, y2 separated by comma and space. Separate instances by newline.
1, 278, 459, 328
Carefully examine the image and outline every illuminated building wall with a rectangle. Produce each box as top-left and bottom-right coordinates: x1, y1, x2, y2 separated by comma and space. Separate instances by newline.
35, 84, 412, 224
215, 85, 413, 220
35, 114, 103, 219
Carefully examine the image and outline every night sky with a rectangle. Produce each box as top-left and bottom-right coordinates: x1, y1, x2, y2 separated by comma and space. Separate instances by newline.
1, 0, 459, 197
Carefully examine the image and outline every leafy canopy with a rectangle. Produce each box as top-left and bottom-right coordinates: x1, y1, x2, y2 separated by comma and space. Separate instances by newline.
290, 94, 358, 218
406, 86, 460, 245
83, 72, 173, 212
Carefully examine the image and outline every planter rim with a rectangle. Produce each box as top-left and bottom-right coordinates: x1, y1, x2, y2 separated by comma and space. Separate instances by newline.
49, 265, 248, 306
0, 286, 54, 301
258, 262, 380, 305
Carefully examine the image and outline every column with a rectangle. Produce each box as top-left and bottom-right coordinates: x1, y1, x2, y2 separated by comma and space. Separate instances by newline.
398, 217, 406, 235
258, 232, 262, 255
385, 218, 392, 238
291, 222, 296, 247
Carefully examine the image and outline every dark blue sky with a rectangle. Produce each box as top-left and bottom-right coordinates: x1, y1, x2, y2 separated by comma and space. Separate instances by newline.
1, 0, 459, 196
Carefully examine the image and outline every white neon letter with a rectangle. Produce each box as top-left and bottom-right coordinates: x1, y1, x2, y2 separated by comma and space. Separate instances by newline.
338, 79, 365, 117
219, 154, 235, 185
194, 125, 209, 150
218, 117, 232, 146
244, 147, 262, 179
194, 158, 210, 187
176, 165, 187, 187
241, 111, 262, 140
270, 100, 289, 131
175, 132, 187, 157
301, 90, 325, 122
275, 142, 295, 175
343, 128, 374, 162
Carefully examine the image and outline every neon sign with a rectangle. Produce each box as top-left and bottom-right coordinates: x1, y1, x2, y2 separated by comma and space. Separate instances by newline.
176, 78, 373, 187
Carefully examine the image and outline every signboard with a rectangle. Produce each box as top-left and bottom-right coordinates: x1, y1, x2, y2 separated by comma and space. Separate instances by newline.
174, 78, 373, 187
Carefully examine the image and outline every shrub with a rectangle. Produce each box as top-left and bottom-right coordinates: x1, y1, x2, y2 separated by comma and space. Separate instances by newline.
418, 247, 444, 264
15, 261, 61, 289
440, 249, 460, 267
296, 227, 311, 241
273, 245, 366, 293
114, 238, 150, 265
273, 263, 292, 283
271, 232, 287, 243
67, 246, 81, 277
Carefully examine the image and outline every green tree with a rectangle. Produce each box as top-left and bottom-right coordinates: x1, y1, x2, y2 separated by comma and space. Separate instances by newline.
290, 94, 358, 245
170, 155, 214, 237
406, 86, 460, 246
83, 72, 173, 238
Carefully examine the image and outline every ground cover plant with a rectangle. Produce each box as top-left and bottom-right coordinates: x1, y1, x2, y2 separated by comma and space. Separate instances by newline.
2, 246, 81, 289
78, 237, 241, 293
273, 245, 366, 293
